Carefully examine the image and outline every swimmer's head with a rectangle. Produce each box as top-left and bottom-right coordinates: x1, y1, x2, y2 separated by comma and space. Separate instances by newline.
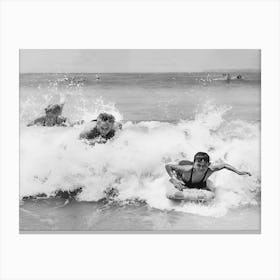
96, 113, 115, 136
45, 103, 64, 116
193, 152, 210, 172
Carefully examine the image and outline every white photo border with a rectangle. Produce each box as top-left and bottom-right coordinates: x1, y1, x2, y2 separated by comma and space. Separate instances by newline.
1, 0, 280, 280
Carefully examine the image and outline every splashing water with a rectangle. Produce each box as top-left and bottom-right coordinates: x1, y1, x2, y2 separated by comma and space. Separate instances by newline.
20, 101, 260, 217
19, 72, 261, 222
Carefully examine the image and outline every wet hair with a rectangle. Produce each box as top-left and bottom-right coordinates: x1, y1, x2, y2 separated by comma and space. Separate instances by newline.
193, 152, 210, 163
45, 104, 63, 115
97, 113, 115, 123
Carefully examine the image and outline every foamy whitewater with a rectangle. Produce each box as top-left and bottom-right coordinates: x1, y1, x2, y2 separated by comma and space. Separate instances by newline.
19, 72, 261, 231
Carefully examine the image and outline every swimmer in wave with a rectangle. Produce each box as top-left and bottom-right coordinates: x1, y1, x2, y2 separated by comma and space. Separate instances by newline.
79, 112, 122, 145
27, 103, 84, 127
165, 152, 251, 202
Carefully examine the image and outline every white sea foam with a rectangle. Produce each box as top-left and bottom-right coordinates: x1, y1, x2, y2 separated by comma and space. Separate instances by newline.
20, 101, 260, 217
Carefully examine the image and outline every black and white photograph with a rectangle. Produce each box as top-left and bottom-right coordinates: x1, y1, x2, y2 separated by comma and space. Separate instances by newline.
2, 0, 280, 279
19, 49, 261, 232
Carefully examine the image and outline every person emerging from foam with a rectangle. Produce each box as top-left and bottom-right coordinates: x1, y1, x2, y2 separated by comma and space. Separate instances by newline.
27, 103, 83, 127
165, 152, 251, 202
79, 112, 122, 144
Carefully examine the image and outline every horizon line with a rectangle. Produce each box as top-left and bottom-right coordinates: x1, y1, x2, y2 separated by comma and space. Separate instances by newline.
20, 69, 261, 74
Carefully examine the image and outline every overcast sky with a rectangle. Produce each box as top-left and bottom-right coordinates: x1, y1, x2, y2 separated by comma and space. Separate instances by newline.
20, 49, 260, 73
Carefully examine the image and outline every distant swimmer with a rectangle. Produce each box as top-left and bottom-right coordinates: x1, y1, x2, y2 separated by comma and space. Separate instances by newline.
27, 103, 84, 127
236, 74, 243, 80
79, 113, 122, 144
165, 152, 251, 202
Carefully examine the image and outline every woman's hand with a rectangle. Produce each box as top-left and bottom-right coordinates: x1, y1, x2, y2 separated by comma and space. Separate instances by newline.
169, 178, 185, 191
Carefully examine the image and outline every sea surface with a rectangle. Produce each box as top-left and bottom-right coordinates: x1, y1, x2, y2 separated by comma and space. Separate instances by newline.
19, 72, 261, 232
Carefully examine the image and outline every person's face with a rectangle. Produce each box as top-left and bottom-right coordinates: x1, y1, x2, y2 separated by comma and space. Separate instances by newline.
46, 111, 59, 118
193, 160, 209, 172
97, 120, 113, 136
45, 106, 62, 117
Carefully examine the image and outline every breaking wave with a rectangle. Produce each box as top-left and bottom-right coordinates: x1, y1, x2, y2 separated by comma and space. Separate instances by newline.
20, 101, 260, 217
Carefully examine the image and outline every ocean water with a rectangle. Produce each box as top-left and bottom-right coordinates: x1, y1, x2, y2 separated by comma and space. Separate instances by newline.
19, 72, 261, 232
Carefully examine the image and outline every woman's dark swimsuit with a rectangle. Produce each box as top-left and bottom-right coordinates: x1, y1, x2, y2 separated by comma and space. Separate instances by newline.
176, 168, 211, 191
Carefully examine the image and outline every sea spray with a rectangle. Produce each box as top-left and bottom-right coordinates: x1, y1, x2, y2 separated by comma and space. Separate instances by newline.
20, 103, 260, 217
